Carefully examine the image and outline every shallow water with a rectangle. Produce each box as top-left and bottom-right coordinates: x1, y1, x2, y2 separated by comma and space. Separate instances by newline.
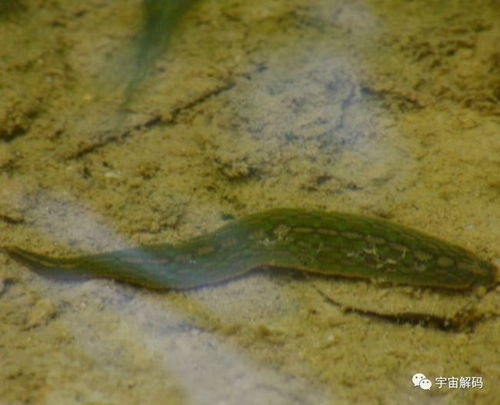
0, 0, 499, 404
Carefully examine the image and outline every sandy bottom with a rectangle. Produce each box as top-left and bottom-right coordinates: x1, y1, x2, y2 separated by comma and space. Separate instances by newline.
1, 0, 499, 404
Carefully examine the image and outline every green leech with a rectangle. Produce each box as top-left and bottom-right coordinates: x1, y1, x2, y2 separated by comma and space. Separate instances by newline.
2, 209, 497, 290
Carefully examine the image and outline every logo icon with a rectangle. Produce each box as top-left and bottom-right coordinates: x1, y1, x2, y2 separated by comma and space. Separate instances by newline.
412, 373, 432, 390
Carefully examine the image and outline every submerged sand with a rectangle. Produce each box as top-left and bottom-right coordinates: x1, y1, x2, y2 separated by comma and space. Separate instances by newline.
0, 0, 499, 404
